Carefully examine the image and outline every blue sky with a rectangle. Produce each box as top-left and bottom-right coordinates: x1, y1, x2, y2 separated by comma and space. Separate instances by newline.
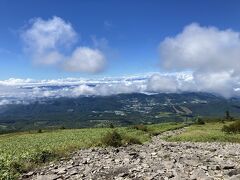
0, 0, 240, 80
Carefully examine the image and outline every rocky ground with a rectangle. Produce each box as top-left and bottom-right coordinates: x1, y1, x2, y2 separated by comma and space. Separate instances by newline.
22, 128, 240, 180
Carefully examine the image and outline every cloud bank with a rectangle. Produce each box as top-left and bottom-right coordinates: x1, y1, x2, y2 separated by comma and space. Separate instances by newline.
0, 71, 239, 106
22, 16, 106, 73
0, 73, 188, 102
159, 23, 240, 97
1, 22, 238, 106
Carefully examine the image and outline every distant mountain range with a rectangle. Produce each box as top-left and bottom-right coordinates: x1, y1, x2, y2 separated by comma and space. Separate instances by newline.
0, 92, 240, 133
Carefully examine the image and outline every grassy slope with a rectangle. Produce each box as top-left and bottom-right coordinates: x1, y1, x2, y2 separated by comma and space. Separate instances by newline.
0, 123, 184, 179
166, 121, 240, 143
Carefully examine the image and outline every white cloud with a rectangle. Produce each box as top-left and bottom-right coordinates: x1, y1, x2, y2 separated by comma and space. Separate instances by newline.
64, 47, 105, 73
159, 23, 240, 97
35, 51, 64, 65
71, 79, 146, 96
73, 84, 96, 96
22, 16, 76, 65
23, 17, 77, 51
193, 71, 239, 98
22, 16, 106, 73
0, 99, 11, 106
160, 23, 240, 73
95, 82, 145, 96
147, 74, 178, 93
4, 22, 240, 99
0, 78, 34, 86
0, 74, 153, 104
0, 73, 198, 99
0, 71, 240, 106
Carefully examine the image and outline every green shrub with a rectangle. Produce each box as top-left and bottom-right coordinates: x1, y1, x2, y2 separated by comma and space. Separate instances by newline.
109, 123, 115, 128
37, 129, 42, 133
33, 150, 56, 163
9, 161, 23, 173
222, 120, 240, 134
225, 110, 234, 121
101, 131, 122, 147
195, 118, 205, 125
131, 124, 148, 132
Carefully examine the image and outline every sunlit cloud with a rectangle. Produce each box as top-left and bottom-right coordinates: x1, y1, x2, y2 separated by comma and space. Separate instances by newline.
159, 23, 240, 97
21, 16, 107, 73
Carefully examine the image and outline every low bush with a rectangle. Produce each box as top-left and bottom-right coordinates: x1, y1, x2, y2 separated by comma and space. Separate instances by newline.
101, 131, 122, 147
109, 123, 115, 128
37, 129, 42, 133
222, 120, 240, 134
30, 150, 56, 164
225, 110, 234, 121
101, 130, 143, 147
195, 118, 205, 125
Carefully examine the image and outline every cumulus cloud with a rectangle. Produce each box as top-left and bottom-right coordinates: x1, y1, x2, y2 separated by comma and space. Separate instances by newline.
4, 22, 240, 100
22, 16, 76, 65
72, 79, 146, 96
96, 82, 145, 96
72, 84, 96, 96
193, 71, 239, 98
160, 23, 240, 73
64, 47, 105, 73
21, 16, 106, 73
159, 23, 240, 97
147, 74, 178, 93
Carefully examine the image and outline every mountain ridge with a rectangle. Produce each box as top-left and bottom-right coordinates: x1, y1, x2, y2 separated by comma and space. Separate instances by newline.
0, 92, 239, 133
